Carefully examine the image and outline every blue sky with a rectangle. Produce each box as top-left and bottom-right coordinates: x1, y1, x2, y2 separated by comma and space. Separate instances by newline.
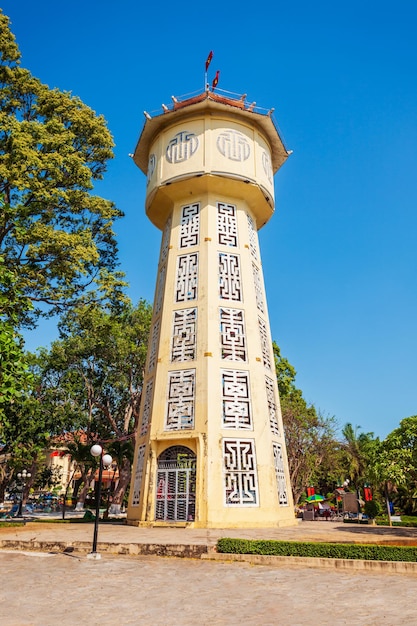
3, 1, 416, 439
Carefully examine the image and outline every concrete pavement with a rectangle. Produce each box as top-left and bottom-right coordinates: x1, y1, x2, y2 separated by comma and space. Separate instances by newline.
1, 549, 416, 626
1, 520, 417, 625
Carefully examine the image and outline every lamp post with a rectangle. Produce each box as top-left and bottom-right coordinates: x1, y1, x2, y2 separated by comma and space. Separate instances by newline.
88, 444, 113, 559
16, 469, 31, 517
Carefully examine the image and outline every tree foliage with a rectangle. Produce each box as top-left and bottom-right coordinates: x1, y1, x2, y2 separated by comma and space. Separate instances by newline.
273, 342, 338, 504
0, 10, 124, 324
0, 252, 32, 422
371, 416, 417, 514
340, 422, 375, 488
35, 299, 152, 508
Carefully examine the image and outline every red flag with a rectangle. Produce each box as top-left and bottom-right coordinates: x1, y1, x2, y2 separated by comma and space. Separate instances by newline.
212, 70, 220, 91
205, 50, 213, 72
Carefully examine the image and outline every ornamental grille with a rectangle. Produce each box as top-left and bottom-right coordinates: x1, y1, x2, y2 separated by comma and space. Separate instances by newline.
176, 253, 198, 302
154, 263, 166, 314
220, 308, 246, 361
160, 215, 172, 265
223, 438, 259, 506
140, 378, 154, 437
273, 443, 289, 506
219, 253, 241, 301
166, 369, 195, 430
221, 369, 252, 429
247, 213, 258, 260
217, 202, 238, 247
265, 376, 280, 436
252, 262, 264, 313
131, 444, 146, 506
179, 203, 200, 248
155, 446, 196, 522
147, 319, 160, 373
258, 317, 272, 370
171, 308, 197, 362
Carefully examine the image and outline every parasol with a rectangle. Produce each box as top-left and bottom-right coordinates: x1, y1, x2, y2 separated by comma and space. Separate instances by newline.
306, 494, 326, 503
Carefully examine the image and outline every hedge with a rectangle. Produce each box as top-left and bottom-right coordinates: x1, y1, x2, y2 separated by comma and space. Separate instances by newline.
216, 538, 417, 562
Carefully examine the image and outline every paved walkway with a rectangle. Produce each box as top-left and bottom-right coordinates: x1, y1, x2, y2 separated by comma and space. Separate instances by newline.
1, 549, 416, 626
1, 521, 417, 625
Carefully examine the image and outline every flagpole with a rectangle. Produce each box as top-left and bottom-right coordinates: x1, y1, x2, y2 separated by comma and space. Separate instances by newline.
205, 51, 213, 92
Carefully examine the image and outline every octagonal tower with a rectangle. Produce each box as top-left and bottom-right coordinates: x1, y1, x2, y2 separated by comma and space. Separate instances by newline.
127, 90, 295, 528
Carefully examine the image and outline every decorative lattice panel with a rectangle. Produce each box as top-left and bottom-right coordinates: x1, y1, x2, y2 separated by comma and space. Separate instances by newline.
265, 376, 280, 436
147, 319, 160, 373
166, 369, 195, 430
154, 263, 166, 315
217, 202, 238, 247
219, 253, 241, 301
171, 308, 197, 362
221, 369, 252, 429
179, 203, 200, 248
131, 444, 146, 506
220, 308, 246, 361
223, 439, 259, 506
160, 216, 172, 265
252, 262, 265, 313
273, 443, 289, 506
176, 253, 198, 302
258, 317, 272, 370
140, 379, 154, 437
247, 213, 258, 260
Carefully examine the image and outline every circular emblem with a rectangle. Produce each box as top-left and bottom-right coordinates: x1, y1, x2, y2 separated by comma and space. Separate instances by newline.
216, 130, 250, 162
262, 151, 273, 184
147, 154, 156, 184
166, 131, 199, 164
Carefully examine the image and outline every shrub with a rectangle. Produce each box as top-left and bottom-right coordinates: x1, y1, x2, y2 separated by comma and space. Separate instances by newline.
216, 538, 417, 562
364, 500, 382, 519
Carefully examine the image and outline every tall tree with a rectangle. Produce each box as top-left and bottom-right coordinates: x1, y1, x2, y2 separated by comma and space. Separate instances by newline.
340, 422, 375, 490
0, 252, 32, 422
0, 11, 124, 324
273, 341, 338, 503
38, 299, 152, 511
372, 416, 417, 515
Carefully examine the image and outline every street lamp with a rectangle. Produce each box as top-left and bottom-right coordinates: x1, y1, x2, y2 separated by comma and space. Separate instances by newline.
88, 444, 112, 559
16, 469, 31, 517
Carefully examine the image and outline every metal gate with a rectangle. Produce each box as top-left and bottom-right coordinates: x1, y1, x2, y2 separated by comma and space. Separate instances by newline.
155, 446, 196, 522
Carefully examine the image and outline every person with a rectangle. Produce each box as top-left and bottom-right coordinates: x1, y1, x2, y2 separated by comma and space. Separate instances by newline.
323, 508, 331, 521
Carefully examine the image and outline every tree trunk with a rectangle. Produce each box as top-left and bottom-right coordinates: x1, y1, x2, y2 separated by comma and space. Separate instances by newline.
75, 469, 94, 510
385, 482, 392, 527
108, 457, 131, 515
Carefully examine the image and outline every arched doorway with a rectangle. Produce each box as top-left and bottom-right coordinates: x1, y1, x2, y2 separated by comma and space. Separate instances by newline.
155, 446, 196, 522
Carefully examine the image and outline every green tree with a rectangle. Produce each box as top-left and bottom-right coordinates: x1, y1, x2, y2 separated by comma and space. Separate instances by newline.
0, 11, 124, 324
372, 416, 417, 516
0, 252, 33, 422
340, 423, 375, 491
273, 341, 338, 504
273, 341, 297, 398
36, 299, 152, 511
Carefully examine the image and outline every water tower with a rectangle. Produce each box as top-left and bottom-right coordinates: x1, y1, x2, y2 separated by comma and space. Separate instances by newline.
127, 87, 295, 528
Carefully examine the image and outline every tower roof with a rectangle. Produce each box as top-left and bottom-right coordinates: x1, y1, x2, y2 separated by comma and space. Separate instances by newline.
133, 90, 290, 175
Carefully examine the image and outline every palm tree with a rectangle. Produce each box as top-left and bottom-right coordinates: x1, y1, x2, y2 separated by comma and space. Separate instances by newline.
341, 423, 374, 490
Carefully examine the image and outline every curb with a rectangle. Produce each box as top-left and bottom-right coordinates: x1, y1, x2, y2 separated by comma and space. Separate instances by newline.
0, 539, 208, 558
202, 551, 417, 573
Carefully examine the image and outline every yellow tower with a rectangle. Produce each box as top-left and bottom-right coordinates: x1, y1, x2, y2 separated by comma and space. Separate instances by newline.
127, 90, 295, 528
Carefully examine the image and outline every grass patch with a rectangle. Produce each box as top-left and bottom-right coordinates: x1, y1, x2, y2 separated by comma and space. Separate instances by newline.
376, 515, 417, 528
217, 538, 417, 562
